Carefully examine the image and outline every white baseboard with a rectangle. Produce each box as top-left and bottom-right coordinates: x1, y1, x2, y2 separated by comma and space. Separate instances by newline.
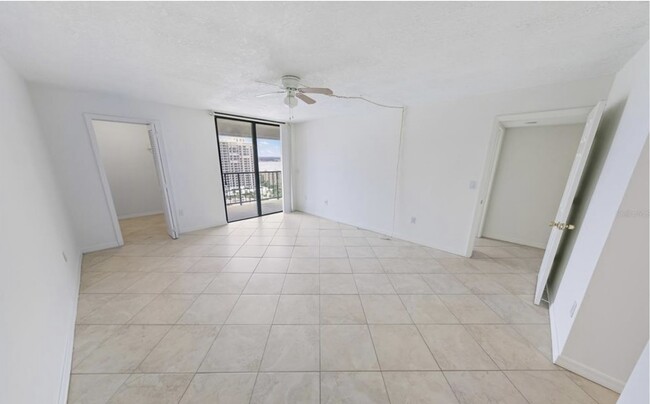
57, 254, 82, 404
180, 221, 227, 234
556, 354, 625, 393
117, 210, 164, 220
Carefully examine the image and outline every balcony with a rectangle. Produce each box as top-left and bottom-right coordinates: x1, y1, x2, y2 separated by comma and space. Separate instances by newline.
222, 171, 283, 221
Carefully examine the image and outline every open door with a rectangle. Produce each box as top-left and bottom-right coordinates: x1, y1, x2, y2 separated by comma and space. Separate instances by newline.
534, 101, 605, 304
147, 124, 179, 239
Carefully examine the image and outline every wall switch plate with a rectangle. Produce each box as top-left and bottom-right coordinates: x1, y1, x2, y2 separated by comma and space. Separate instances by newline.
410, 217, 417, 224
469, 180, 477, 190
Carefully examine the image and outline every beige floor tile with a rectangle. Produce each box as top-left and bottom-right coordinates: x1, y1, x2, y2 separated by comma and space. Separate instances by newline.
75, 294, 117, 321
68, 374, 129, 404
282, 274, 319, 294
505, 371, 598, 404
353, 274, 396, 294
274, 295, 319, 324
491, 274, 535, 294
71, 325, 121, 369
421, 274, 471, 294
255, 258, 290, 273
206, 245, 241, 257
320, 274, 358, 294
178, 294, 239, 324
247, 236, 274, 245
122, 273, 180, 293
320, 258, 352, 273
349, 258, 384, 273
151, 257, 199, 273
235, 245, 268, 257
564, 371, 620, 404
445, 371, 528, 404
287, 257, 320, 273
296, 236, 320, 246
180, 373, 256, 404
222, 257, 261, 273
320, 236, 345, 246
130, 294, 197, 324
163, 273, 216, 293
465, 325, 555, 370
321, 325, 379, 371
186, 257, 230, 272
243, 274, 286, 294
250, 372, 320, 404
107, 373, 193, 404
138, 325, 220, 373
455, 274, 511, 295
383, 371, 459, 404
512, 324, 553, 359
360, 295, 412, 324
265, 246, 294, 258
478, 295, 549, 324
78, 294, 157, 324
82, 272, 146, 293
292, 246, 319, 258
400, 295, 458, 324
199, 325, 270, 372
438, 295, 505, 324
418, 325, 496, 370
320, 246, 348, 258
203, 273, 251, 294
260, 325, 320, 371
320, 295, 367, 324
467, 259, 515, 274
73, 325, 170, 373
346, 246, 375, 258
320, 372, 390, 404
369, 325, 438, 370
226, 295, 279, 324
437, 258, 481, 274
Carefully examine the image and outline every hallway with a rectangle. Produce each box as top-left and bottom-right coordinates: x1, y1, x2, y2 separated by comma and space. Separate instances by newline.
70, 213, 617, 403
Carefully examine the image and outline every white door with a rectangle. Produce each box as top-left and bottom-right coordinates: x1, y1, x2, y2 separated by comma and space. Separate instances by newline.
147, 124, 179, 239
534, 101, 605, 304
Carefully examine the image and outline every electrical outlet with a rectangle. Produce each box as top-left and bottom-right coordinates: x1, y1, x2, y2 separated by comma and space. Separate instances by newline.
570, 301, 577, 317
410, 217, 416, 224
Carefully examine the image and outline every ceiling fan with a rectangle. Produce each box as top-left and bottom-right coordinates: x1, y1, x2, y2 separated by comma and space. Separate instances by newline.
257, 75, 333, 107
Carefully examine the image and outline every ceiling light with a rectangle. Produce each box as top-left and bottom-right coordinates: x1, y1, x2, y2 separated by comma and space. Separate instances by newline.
284, 94, 298, 108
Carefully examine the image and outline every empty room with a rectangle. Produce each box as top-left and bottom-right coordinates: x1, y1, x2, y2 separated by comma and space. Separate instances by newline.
0, 2, 648, 404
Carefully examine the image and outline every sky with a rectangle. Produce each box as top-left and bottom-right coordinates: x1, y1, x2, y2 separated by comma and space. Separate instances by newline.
257, 139, 281, 158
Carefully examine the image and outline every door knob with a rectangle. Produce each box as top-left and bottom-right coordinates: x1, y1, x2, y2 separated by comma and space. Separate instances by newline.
549, 221, 575, 230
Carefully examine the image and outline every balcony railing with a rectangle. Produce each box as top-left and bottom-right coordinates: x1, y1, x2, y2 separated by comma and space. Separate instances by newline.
222, 171, 283, 206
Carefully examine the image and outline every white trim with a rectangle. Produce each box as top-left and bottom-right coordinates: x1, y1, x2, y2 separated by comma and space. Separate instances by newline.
81, 241, 121, 254
180, 221, 227, 234
83, 113, 180, 243
556, 354, 625, 393
57, 253, 83, 404
467, 105, 596, 255
117, 210, 165, 220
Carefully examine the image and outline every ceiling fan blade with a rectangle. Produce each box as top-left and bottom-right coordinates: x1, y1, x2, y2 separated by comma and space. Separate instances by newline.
256, 91, 285, 98
255, 80, 283, 89
299, 87, 334, 96
296, 93, 316, 105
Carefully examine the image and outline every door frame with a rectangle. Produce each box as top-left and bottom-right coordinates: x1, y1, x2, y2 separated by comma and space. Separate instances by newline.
467, 106, 595, 255
83, 113, 180, 246
214, 115, 284, 223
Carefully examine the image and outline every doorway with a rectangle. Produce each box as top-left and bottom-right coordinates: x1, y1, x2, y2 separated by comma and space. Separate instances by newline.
86, 115, 179, 245
215, 116, 284, 222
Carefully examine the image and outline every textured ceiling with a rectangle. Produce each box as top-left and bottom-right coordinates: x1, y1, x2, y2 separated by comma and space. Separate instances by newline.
0, 2, 647, 122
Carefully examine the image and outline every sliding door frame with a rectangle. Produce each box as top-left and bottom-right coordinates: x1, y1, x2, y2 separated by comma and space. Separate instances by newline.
214, 114, 283, 223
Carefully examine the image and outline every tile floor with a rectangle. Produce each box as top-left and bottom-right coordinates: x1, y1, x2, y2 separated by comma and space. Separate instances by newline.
69, 213, 619, 404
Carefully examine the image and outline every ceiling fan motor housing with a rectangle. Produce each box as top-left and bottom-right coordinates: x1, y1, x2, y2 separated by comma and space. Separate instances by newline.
281, 75, 301, 90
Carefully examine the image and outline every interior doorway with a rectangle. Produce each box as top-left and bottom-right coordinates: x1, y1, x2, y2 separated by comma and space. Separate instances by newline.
85, 115, 179, 245
215, 116, 284, 222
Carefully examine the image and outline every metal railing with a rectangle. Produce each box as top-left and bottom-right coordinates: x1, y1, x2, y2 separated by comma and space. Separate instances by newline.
222, 171, 283, 206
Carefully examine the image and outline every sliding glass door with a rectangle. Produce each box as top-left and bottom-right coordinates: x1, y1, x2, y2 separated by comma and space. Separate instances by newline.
215, 117, 283, 222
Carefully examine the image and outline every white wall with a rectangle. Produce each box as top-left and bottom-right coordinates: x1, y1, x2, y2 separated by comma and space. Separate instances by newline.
618, 342, 649, 404
292, 75, 613, 253
93, 120, 164, 219
28, 84, 227, 252
293, 108, 403, 235
482, 124, 583, 248
551, 42, 649, 391
0, 56, 80, 403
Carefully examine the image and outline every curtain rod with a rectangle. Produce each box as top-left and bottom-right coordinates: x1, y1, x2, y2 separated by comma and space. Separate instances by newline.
210, 111, 286, 125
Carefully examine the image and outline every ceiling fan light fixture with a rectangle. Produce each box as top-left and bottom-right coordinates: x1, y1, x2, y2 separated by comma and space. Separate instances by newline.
284, 94, 298, 108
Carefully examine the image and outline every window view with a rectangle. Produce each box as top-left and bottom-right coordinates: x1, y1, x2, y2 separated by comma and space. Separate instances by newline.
215, 117, 283, 221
